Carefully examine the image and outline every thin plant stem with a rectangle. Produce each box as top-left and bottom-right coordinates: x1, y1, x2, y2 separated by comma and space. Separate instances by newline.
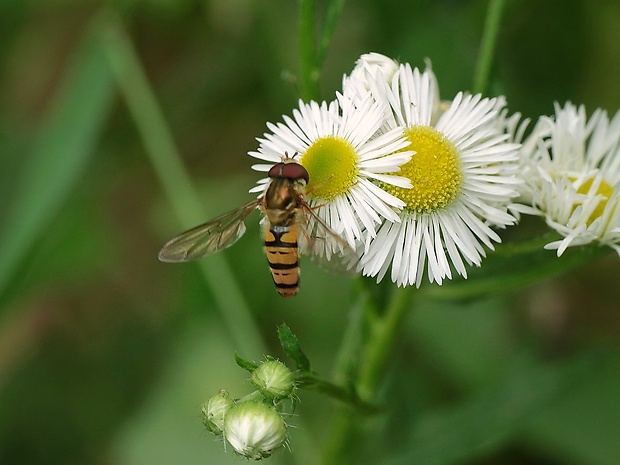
356, 285, 415, 399
317, 0, 346, 67
297, 373, 380, 414
99, 13, 266, 358
321, 285, 415, 465
299, 0, 346, 101
299, 0, 319, 100
472, 0, 506, 94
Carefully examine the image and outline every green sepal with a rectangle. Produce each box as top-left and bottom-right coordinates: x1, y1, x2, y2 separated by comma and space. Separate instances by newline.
234, 353, 259, 372
277, 323, 311, 372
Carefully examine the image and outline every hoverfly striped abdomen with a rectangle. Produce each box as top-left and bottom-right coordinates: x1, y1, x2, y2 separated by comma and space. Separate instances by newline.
264, 223, 300, 297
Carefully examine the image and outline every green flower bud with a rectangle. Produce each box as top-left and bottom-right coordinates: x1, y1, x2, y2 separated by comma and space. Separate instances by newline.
224, 401, 287, 460
251, 359, 295, 400
201, 390, 233, 435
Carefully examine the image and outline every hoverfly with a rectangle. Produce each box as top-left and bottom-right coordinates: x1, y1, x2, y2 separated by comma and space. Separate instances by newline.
158, 156, 357, 297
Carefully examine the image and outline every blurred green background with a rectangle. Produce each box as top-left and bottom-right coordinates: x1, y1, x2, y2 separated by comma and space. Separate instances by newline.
1, 1, 620, 464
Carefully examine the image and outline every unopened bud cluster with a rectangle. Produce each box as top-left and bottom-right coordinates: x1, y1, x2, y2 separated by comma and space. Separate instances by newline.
202, 359, 296, 460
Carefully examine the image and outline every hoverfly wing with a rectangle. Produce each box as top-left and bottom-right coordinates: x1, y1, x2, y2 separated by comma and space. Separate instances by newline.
158, 200, 260, 262
297, 203, 359, 275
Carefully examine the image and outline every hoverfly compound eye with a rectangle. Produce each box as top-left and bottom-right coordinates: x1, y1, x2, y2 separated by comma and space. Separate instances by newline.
282, 163, 309, 183
268, 162, 310, 183
267, 162, 285, 179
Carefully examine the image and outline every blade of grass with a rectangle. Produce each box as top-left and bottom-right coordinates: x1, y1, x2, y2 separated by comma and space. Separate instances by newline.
98, 13, 266, 358
0, 24, 115, 303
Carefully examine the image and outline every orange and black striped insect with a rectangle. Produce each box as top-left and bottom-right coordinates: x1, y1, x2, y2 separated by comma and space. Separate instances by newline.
158, 157, 356, 297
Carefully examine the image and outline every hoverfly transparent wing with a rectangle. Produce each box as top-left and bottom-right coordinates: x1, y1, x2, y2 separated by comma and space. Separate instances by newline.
296, 202, 359, 275
158, 200, 260, 262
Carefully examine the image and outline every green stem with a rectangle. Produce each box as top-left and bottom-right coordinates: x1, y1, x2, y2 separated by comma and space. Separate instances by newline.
298, 0, 346, 101
321, 285, 415, 465
356, 285, 415, 399
237, 390, 267, 404
297, 373, 380, 414
317, 0, 346, 67
98, 13, 266, 358
472, 0, 506, 94
299, 0, 320, 100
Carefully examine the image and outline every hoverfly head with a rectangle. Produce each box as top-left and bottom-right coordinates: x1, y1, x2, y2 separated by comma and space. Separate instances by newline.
268, 157, 309, 184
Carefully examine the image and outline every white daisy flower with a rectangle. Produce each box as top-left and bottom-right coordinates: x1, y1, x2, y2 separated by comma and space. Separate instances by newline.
518, 102, 620, 256
359, 64, 522, 287
249, 93, 414, 247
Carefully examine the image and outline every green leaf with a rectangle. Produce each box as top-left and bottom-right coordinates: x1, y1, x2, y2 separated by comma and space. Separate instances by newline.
387, 353, 598, 465
234, 353, 259, 373
0, 23, 115, 303
522, 352, 620, 465
423, 234, 611, 300
277, 323, 311, 372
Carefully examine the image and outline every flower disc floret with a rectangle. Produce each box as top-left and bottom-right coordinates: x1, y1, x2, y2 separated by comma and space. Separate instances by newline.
384, 126, 462, 213
573, 176, 614, 226
301, 136, 359, 200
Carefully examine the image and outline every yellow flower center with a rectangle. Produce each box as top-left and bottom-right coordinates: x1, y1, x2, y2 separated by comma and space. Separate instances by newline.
574, 176, 614, 225
383, 126, 462, 213
300, 136, 359, 200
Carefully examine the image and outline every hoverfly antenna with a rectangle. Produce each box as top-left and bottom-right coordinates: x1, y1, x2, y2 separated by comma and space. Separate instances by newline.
280, 151, 300, 162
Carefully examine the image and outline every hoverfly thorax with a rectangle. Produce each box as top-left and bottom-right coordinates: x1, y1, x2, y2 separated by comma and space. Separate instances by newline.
264, 161, 309, 225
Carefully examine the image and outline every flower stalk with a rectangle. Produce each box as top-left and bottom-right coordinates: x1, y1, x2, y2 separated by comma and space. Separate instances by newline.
321, 284, 416, 465
473, 0, 506, 94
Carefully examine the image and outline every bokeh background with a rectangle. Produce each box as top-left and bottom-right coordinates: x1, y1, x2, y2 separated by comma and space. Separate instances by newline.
1, 1, 620, 464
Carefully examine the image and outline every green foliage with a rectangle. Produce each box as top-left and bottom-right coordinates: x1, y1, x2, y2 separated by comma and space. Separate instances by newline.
0, 24, 116, 305
424, 232, 613, 300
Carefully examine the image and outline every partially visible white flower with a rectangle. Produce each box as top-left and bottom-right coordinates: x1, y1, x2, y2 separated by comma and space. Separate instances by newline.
359, 64, 522, 287
344, 55, 444, 128
224, 401, 287, 460
518, 102, 620, 256
249, 94, 414, 248
493, 107, 531, 219
342, 52, 400, 100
